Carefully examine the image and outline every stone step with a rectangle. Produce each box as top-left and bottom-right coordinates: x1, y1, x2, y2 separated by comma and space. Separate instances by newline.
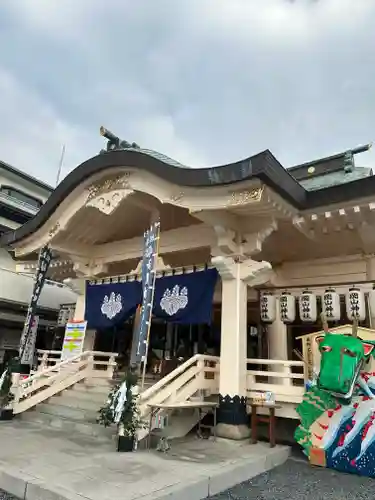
64, 386, 111, 401
35, 401, 98, 422
48, 394, 104, 412
71, 382, 112, 395
62, 388, 108, 404
20, 409, 115, 440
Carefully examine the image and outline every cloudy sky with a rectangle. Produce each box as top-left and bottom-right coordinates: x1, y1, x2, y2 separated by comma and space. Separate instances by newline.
0, 0, 375, 185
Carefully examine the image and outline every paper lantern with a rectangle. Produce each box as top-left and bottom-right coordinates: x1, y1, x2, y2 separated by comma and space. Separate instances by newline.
323, 288, 341, 322
299, 290, 317, 322
346, 286, 365, 322
279, 292, 296, 323
368, 284, 375, 318
260, 292, 276, 323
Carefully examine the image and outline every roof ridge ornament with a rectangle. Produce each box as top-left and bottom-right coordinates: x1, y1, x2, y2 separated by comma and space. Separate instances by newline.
343, 150, 354, 173
99, 126, 140, 154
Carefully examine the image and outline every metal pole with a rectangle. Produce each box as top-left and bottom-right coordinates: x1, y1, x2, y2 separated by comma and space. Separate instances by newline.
141, 216, 160, 390
366, 293, 373, 329
55, 144, 66, 187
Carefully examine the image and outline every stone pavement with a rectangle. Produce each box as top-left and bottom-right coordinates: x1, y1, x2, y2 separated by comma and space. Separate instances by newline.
211, 455, 375, 499
0, 419, 289, 500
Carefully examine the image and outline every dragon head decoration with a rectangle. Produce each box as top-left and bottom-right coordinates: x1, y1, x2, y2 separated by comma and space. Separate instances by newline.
316, 333, 375, 400
295, 319, 375, 478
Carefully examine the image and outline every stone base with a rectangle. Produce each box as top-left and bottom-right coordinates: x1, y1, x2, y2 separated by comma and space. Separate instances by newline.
216, 423, 251, 440
216, 394, 250, 440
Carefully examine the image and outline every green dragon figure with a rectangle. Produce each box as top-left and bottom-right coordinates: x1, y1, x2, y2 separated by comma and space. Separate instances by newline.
295, 320, 375, 477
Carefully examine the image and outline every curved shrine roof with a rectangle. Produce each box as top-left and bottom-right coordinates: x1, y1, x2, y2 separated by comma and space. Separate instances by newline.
1, 144, 375, 247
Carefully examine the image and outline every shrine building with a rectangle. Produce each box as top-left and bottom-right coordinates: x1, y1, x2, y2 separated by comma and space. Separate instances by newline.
2, 135, 375, 438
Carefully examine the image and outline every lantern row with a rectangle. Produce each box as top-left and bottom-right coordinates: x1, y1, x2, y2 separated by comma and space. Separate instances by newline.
260, 286, 375, 324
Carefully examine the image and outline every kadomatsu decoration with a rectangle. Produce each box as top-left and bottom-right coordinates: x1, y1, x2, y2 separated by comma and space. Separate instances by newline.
295, 320, 375, 478
0, 358, 17, 420
98, 370, 146, 452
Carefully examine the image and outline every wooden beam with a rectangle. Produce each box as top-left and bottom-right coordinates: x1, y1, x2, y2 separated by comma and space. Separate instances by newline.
189, 209, 242, 232
48, 224, 216, 265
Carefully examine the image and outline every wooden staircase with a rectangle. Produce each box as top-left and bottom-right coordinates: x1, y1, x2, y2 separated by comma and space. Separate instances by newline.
12, 352, 221, 443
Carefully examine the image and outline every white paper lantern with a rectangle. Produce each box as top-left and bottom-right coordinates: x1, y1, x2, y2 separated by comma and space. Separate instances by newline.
260, 292, 276, 323
346, 286, 365, 322
368, 284, 375, 319
323, 288, 341, 322
279, 292, 296, 323
299, 290, 317, 322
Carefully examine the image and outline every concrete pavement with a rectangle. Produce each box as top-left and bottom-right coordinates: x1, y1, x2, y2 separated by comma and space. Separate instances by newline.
0, 419, 289, 500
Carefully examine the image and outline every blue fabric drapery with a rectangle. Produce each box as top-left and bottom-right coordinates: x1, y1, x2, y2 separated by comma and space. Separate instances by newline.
85, 281, 141, 329
85, 269, 218, 328
153, 268, 218, 324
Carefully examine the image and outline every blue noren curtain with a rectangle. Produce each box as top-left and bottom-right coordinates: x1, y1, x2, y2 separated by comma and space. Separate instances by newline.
153, 268, 218, 324
85, 281, 141, 329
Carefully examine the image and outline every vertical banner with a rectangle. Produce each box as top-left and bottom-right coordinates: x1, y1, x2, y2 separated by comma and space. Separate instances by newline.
20, 316, 39, 366
19, 245, 53, 364
61, 320, 87, 361
131, 220, 160, 365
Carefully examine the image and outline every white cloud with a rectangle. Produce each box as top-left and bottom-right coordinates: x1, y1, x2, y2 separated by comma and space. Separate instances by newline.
0, 67, 95, 185
0, 0, 374, 185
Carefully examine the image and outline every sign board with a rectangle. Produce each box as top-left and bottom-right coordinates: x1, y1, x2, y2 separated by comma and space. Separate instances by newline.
250, 390, 275, 406
20, 316, 39, 366
61, 320, 87, 361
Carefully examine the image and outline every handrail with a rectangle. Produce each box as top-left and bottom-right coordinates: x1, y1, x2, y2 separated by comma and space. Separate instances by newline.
21, 350, 119, 387
37, 349, 119, 358
19, 351, 91, 385
37, 350, 62, 355
140, 354, 219, 402
13, 350, 120, 414
0, 191, 39, 213
247, 358, 305, 367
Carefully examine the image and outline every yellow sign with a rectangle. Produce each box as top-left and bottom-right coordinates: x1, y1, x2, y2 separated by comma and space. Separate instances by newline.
61, 320, 87, 361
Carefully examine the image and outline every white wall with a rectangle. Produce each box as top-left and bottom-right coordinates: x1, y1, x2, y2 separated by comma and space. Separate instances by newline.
0, 249, 77, 310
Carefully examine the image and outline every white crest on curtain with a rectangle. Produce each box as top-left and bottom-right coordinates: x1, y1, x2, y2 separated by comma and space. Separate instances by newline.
101, 292, 122, 320
160, 285, 188, 316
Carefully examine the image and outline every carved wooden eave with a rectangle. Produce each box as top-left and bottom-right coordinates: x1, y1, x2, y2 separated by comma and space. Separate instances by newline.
212, 255, 273, 287
8, 161, 299, 259
292, 201, 375, 252
15, 258, 75, 282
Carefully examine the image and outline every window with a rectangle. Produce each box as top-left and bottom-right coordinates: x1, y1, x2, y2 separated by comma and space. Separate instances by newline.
0, 186, 42, 209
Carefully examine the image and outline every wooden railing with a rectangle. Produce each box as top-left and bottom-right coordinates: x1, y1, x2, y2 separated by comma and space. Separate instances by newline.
246, 358, 305, 416
137, 354, 220, 440
12, 351, 118, 414
35, 349, 118, 378
12, 349, 306, 423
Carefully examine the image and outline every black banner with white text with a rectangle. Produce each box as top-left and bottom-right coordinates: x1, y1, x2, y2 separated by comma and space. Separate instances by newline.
130, 221, 160, 364
19, 246, 52, 364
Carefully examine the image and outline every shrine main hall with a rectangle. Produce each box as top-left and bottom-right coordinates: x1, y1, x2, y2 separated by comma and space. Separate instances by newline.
3, 135, 375, 436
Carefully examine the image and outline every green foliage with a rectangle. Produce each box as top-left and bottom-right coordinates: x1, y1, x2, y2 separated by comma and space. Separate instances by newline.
98, 371, 146, 438
0, 357, 18, 409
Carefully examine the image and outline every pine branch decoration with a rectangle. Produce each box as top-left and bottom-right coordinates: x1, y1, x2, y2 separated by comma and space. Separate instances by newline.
98, 370, 145, 437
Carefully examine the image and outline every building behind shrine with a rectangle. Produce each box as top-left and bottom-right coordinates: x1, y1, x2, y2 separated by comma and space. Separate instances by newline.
0, 159, 77, 370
